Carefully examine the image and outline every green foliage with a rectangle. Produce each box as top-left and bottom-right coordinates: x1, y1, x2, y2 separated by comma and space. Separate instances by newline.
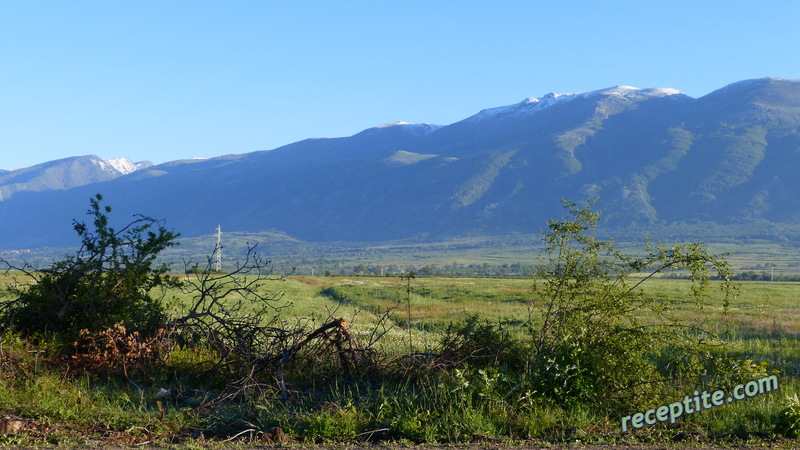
0, 331, 182, 443
2, 195, 797, 445
0, 270, 798, 444
1, 194, 180, 344
775, 393, 800, 438
439, 315, 525, 369
527, 199, 738, 412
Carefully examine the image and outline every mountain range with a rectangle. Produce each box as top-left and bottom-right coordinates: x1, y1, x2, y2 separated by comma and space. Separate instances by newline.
2, 77, 800, 250
0, 156, 153, 201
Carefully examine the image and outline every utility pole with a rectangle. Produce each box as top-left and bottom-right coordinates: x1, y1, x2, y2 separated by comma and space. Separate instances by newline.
215, 225, 222, 272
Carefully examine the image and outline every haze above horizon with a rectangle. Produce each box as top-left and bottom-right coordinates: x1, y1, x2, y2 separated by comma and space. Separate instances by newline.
2, 1, 799, 169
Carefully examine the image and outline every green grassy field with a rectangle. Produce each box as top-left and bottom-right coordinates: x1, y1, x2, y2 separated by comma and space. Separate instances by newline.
212, 275, 800, 446
1, 272, 799, 446
226, 274, 799, 338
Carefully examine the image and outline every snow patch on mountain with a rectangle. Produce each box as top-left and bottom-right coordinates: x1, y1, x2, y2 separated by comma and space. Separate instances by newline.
376, 122, 443, 134
589, 86, 684, 100
377, 121, 412, 128
468, 93, 576, 122
92, 157, 152, 175
108, 158, 139, 174
467, 86, 685, 123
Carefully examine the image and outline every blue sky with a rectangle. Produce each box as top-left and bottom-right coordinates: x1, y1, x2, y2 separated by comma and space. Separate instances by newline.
2, 1, 798, 169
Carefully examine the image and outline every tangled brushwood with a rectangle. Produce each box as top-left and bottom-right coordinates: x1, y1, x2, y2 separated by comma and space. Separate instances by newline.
0, 195, 377, 389
69, 325, 172, 380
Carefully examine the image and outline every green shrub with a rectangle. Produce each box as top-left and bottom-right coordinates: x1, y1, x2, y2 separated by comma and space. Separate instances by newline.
526, 199, 739, 412
439, 315, 525, 370
0, 194, 180, 346
774, 393, 800, 438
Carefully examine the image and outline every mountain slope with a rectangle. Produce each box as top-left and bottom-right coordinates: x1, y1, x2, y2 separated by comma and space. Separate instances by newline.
1, 78, 799, 249
0, 156, 153, 201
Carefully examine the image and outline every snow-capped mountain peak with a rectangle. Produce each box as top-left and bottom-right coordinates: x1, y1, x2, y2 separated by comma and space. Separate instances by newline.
466, 86, 685, 123
466, 92, 578, 122
377, 121, 413, 128
106, 158, 139, 174
374, 122, 444, 134
585, 85, 684, 100
91, 157, 153, 175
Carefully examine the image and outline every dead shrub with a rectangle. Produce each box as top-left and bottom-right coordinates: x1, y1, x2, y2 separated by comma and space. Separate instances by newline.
69, 324, 173, 379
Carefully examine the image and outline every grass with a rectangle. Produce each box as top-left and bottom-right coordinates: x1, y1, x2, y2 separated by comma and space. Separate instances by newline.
262, 276, 800, 360
1, 273, 799, 445
189, 275, 800, 443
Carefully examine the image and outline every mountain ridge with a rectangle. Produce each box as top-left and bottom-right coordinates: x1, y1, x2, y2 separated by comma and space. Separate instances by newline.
2, 77, 800, 249
0, 156, 154, 202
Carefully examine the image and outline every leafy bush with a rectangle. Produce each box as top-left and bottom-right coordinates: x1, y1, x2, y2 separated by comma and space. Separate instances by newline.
775, 394, 800, 438
526, 199, 739, 412
439, 315, 525, 370
0, 194, 180, 345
